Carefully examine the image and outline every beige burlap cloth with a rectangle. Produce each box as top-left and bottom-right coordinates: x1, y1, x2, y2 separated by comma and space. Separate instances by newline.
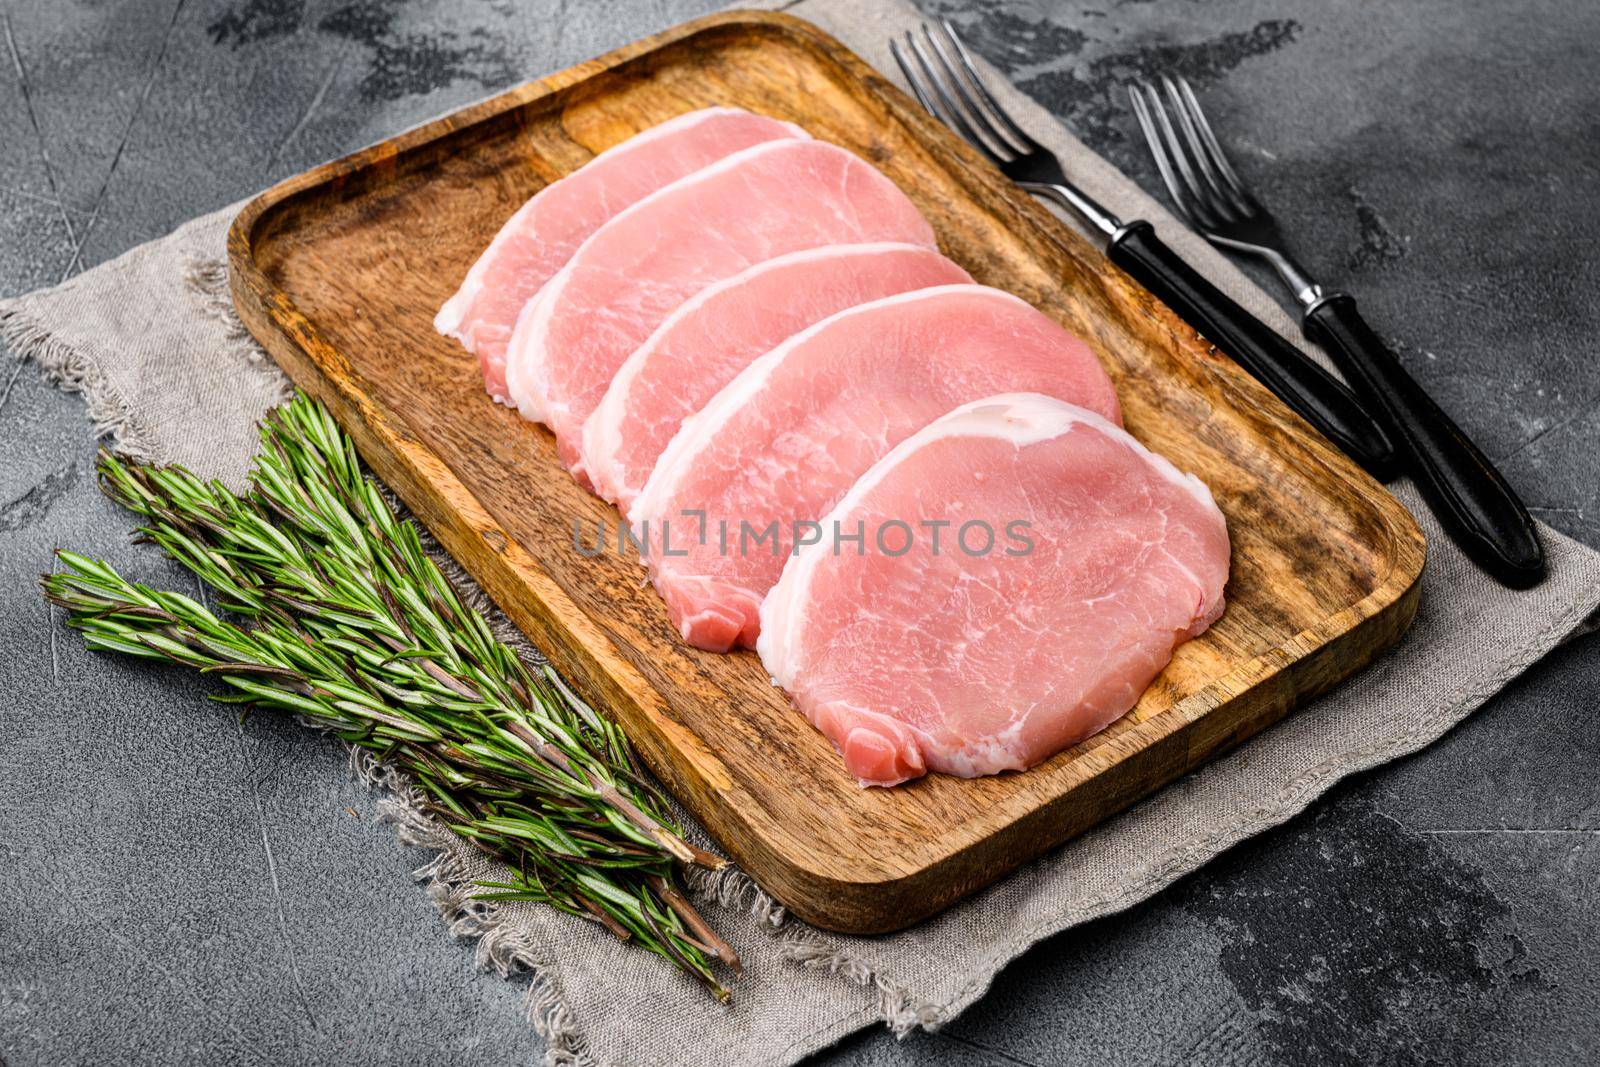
5, 0, 1598, 1063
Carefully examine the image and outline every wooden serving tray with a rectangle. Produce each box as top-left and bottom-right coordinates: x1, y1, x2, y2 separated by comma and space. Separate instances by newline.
228, 10, 1425, 934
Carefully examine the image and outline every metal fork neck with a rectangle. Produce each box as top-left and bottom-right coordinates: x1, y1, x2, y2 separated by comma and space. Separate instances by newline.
1211, 235, 1325, 309
1024, 181, 1329, 309
1020, 181, 1123, 243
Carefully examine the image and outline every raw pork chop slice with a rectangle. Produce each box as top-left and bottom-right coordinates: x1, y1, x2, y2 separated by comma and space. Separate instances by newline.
758, 393, 1231, 786
434, 107, 806, 403
504, 139, 937, 478
630, 285, 1122, 652
582, 243, 971, 509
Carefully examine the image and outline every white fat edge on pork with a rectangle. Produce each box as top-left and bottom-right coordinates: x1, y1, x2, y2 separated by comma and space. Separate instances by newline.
503, 276, 557, 423
434, 107, 808, 343
500, 136, 833, 426
502, 139, 825, 422
581, 241, 959, 503
755, 392, 1225, 689
627, 283, 1040, 542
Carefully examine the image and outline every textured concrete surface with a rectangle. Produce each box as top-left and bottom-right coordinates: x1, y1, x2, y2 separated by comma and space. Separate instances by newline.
2, 0, 1596, 1063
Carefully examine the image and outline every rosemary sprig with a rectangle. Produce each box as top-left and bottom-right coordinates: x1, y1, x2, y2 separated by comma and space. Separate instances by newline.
41, 393, 739, 997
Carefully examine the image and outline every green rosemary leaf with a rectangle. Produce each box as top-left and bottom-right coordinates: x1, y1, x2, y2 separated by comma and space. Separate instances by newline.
44, 392, 737, 997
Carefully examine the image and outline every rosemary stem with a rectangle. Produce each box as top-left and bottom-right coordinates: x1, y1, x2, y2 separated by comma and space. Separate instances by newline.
46, 392, 743, 995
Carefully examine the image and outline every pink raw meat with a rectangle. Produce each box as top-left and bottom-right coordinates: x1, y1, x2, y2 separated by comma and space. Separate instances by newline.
504, 139, 937, 478
758, 393, 1230, 786
630, 285, 1122, 652
434, 107, 806, 403
582, 243, 972, 508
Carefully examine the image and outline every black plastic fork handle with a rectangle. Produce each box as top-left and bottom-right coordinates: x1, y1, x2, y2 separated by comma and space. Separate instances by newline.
1305, 293, 1546, 588
1106, 221, 1401, 482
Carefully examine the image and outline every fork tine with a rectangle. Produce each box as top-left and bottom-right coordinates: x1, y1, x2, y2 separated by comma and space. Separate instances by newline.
1172, 76, 1261, 213
891, 37, 1004, 166
1159, 75, 1236, 215
920, 25, 1020, 161
1134, 81, 1222, 228
906, 29, 1015, 162
932, 20, 1039, 157
1151, 79, 1237, 224
894, 33, 1004, 163
1128, 84, 1199, 226
890, 38, 942, 120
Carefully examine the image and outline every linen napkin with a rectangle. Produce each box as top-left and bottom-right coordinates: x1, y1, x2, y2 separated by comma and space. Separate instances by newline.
5, 0, 1598, 1064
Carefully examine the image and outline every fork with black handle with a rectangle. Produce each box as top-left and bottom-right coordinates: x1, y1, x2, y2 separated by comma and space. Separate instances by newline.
890, 21, 1399, 483
1129, 76, 1544, 588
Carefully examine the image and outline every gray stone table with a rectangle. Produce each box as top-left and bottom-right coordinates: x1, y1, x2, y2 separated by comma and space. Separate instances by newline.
2, 1, 1596, 1063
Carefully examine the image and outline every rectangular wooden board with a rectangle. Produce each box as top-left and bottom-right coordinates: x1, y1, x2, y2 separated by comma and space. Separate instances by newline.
227, 10, 1426, 934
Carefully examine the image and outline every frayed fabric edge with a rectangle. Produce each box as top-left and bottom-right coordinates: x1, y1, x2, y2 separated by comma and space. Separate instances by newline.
778, 927, 936, 1038
0, 298, 161, 463
181, 257, 297, 412
674, 861, 934, 1037
685, 862, 788, 931
181, 256, 287, 373
347, 747, 599, 1067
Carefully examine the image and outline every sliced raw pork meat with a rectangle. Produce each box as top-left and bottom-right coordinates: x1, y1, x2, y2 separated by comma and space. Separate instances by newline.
504, 138, 937, 477
434, 107, 806, 403
758, 393, 1230, 786
630, 285, 1122, 652
582, 243, 971, 509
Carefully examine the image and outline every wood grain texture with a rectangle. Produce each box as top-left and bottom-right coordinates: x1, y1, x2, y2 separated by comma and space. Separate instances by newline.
226, 10, 1426, 934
